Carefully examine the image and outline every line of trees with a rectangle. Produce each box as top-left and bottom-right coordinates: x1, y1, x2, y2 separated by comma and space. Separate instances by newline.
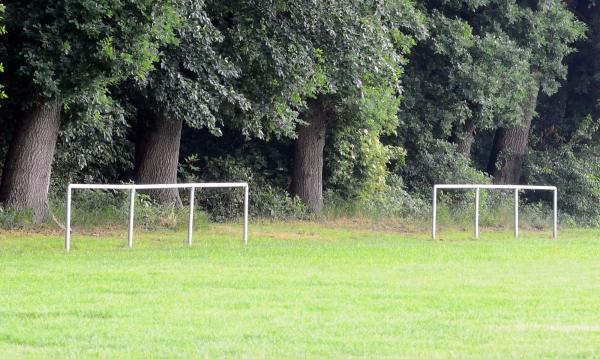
1, 0, 599, 224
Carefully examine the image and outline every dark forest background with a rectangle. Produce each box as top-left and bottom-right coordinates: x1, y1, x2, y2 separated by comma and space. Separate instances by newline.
1, 0, 599, 225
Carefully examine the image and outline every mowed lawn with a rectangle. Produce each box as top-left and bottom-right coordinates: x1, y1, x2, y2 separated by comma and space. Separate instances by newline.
1, 222, 600, 357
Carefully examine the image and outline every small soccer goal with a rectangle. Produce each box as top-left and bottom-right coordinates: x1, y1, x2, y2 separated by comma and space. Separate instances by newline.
65, 182, 249, 251
432, 184, 557, 240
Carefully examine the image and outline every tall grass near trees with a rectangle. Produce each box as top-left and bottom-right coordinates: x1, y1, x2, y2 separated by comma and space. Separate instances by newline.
0, 185, 567, 236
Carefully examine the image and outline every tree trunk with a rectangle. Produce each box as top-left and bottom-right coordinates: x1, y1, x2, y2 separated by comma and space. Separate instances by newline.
291, 96, 329, 212
453, 118, 476, 158
0, 101, 62, 222
134, 111, 183, 207
487, 86, 540, 184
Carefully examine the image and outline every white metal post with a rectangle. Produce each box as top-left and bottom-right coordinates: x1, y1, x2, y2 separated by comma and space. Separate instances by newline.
65, 182, 249, 250
65, 186, 72, 251
432, 186, 437, 240
514, 188, 519, 238
475, 187, 480, 239
188, 187, 195, 246
430, 184, 557, 240
243, 184, 249, 245
553, 189, 558, 239
128, 188, 135, 248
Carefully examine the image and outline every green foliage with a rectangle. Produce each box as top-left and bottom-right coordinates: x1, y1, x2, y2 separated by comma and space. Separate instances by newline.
394, 0, 583, 195
534, 3, 600, 157
525, 117, 600, 225
209, 0, 424, 139
1, 0, 597, 226
326, 124, 406, 202
270, 0, 424, 206
58, 189, 129, 228
179, 154, 309, 221
401, 6, 533, 138
50, 189, 208, 231
134, 193, 206, 231
400, 140, 491, 195
435, 191, 561, 232
132, 0, 247, 135
523, 2, 600, 224
0, 205, 33, 229
325, 80, 408, 203
325, 174, 427, 219
52, 92, 133, 190
3, 0, 179, 105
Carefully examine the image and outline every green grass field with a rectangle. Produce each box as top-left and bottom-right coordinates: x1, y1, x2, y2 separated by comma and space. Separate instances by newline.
1, 222, 600, 357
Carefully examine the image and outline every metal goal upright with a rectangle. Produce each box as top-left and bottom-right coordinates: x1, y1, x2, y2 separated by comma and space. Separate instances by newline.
65, 182, 249, 251
432, 184, 557, 240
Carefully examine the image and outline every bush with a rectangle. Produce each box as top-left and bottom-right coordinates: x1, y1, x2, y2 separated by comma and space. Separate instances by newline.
524, 144, 600, 225
0, 206, 34, 230
179, 154, 310, 221
324, 174, 428, 219
400, 140, 491, 197
435, 190, 564, 232
49, 189, 208, 231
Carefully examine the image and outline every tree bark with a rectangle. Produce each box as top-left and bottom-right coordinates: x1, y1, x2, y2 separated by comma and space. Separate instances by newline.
134, 111, 183, 207
487, 86, 540, 184
453, 117, 476, 158
0, 101, 62, 222
291, 96, 329, 212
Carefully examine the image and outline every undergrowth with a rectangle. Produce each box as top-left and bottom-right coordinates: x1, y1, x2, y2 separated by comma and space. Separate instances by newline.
0, 187, 572, 234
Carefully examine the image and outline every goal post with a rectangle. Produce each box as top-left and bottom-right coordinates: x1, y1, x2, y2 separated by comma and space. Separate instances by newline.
432, 184, 557, 240
65, 182, 249, 251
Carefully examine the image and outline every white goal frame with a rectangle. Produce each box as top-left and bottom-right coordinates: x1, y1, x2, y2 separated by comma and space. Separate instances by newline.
432, 184, 557, 240
65, 182, 249, 251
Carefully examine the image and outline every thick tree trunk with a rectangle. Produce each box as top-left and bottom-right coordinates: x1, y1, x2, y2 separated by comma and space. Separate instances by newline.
291, 96, 329, 212
0, 101, 62, 222
134, 111, 183, 207
487, 86, 540, 184
453, 118, 476, 158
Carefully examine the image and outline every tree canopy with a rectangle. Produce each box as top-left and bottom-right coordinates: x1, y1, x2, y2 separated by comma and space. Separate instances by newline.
1, 0, 598, 224
0, 0, 179, 220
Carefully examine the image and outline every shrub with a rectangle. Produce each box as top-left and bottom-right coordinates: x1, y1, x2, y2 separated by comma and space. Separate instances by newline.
179, 154, 310, 221
400, 140, 491, 197
0, 206, 34, 230
49, 188, 208, 231
524, 144, 600, 225
324, 174, 428, 219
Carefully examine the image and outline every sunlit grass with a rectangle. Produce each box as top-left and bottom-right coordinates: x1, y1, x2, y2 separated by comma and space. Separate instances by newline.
1, 222, 599, 357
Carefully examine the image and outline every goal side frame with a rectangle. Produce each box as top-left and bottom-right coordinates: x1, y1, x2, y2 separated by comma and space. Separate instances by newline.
65, 182, 249, 251
432, 184, 557, 240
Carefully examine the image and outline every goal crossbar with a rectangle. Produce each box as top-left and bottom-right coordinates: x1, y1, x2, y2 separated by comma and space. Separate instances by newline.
65, 182, 249, 251
432, 184, 557, 240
